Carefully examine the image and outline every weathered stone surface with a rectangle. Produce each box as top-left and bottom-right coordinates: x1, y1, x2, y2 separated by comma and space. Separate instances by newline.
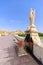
0, 35, 39, 65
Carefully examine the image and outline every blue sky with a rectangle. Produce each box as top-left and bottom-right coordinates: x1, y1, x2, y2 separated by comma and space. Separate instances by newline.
0, 0, 43, 32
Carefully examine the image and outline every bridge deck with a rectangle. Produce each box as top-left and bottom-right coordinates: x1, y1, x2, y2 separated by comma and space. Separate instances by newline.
12, 45, 39, 65
0, 35, 41, 65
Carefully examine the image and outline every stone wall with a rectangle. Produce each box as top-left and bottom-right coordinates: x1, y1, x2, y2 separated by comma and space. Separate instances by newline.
33, 43, 43, 64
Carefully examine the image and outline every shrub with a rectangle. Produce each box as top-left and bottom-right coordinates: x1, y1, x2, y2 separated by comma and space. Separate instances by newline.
18, 34, 26, 37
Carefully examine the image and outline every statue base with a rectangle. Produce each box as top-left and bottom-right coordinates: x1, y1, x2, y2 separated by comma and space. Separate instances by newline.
25, 24, 41, 44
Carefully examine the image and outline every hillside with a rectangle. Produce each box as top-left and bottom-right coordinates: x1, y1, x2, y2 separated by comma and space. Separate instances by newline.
0, 30, 24, 35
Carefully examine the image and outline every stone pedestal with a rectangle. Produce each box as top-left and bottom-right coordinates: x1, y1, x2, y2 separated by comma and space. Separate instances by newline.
25, 24, 41, 44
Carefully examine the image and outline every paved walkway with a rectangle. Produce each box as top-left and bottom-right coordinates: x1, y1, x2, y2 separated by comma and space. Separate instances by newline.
0, 35, 41, 65
9, 47, 38, 65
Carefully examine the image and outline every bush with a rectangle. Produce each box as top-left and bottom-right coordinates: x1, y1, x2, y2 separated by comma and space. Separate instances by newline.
18, 34, 26, 37
38, 33, 43, 37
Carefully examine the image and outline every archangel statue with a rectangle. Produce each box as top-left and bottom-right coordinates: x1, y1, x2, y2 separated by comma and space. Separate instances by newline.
29, 8, 35, 26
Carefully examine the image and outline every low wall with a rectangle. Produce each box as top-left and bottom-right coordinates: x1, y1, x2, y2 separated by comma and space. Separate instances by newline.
33, 43, 43, 64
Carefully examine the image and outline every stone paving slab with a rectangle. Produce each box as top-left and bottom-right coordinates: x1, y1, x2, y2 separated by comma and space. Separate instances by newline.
12, 45, 39, 65
0, 35, 41, 65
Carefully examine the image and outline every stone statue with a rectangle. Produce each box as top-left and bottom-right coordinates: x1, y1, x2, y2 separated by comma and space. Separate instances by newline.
29, 8, 35, 26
